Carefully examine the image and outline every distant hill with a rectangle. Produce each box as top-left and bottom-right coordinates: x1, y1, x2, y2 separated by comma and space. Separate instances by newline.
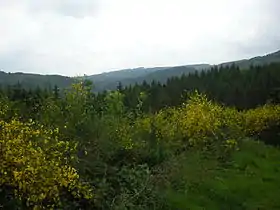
0, 50, 279, 91
85, 67, 170, 91
0, 71, 75, 89
88, 50, 280, 91
121, 65, 208, 85
142, 64, 211, 82
88, 64, 211, 91
219, 50, 280, 69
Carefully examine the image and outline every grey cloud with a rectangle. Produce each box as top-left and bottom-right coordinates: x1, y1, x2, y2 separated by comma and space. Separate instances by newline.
0, 50, 31, 73
0, 0, 99, 17
32, 0, 98, 17
220, 0, 280, 60
0, 0, 280, 76
227, 29, 280, 60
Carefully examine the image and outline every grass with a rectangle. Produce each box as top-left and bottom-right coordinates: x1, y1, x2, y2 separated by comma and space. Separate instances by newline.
155, 139, 280, 210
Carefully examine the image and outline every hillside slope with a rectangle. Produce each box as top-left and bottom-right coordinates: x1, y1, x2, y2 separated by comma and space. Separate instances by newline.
88, 50, 280, 91
0, 71, 75, 89
88, 64, 211, 91
85, 67, 170, 91
1, 50, 280, 91
220, 50, 280, 69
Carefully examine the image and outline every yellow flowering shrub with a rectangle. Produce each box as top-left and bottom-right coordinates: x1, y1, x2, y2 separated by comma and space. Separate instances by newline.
243, 104, 280, 136
126, 92, 243, 153
116, 92, 280, 155
0, 118, 93, 208
151, 108, 182, 149
177, 93, 224, 145
221, 107, 244, 133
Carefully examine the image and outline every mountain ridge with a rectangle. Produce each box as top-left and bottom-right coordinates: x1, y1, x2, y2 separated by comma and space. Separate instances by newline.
0, 50, 280, 91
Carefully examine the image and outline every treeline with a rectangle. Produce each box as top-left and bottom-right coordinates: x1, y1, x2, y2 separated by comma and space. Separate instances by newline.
116, 63, 280, 112
2, 63, 280, 117
0, 84, 60, 120
0, 70, 74, 90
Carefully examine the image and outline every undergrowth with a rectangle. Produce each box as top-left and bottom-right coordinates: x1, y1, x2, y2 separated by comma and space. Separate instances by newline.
0, 83, 280, 209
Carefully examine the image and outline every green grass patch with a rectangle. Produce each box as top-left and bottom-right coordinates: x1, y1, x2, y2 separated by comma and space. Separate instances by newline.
157, 140, 280, 210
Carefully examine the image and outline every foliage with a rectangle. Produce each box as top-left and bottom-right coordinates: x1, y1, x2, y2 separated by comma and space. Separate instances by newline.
0, 78, 280, 209
86, 50, 280, 91
0, 118, 93, 209
118, 62, 280, 112
154, 140, 280, 209
243, 104, 280, 135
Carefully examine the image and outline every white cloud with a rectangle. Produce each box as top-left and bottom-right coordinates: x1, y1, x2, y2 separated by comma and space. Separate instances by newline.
0, 0, 279, 76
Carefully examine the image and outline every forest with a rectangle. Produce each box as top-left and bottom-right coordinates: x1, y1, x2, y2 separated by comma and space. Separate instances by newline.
1, 63, 280, 209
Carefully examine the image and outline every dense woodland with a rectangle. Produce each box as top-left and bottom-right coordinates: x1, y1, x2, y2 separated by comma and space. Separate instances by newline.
98, 63, 280, 112
1, 62, 280, 209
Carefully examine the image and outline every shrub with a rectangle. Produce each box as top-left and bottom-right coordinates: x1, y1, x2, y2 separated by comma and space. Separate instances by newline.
0, 118, 93, 208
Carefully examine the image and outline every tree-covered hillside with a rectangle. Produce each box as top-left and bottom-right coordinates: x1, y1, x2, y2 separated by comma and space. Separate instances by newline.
0, 71, 75, 89
219, 50, 280, 69
87, 64, 211, 91
87, 50, 280, 91
84, 67, 170, 91
0, 50, 280, 92
106, 63, 280, 113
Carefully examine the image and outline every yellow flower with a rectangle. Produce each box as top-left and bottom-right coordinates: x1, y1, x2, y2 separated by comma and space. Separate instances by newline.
0, 118, 93, 208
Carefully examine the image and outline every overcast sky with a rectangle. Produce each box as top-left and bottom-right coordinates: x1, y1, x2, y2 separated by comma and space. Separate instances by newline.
0, 0, 280, 76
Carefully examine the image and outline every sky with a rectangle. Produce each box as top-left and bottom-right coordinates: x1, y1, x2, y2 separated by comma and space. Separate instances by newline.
0, 0, 280, 76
